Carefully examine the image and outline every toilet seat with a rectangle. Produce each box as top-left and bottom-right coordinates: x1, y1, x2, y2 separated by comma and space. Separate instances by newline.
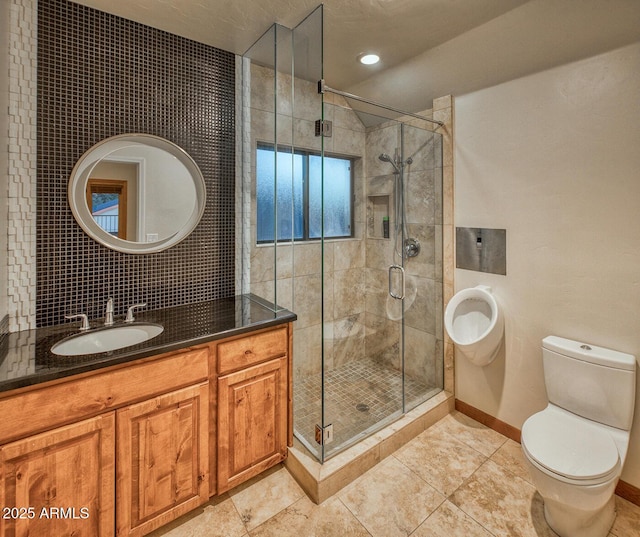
522, 409, 620, 485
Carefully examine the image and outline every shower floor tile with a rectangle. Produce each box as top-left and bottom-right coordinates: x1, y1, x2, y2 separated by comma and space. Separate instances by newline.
293, 358, 439, 457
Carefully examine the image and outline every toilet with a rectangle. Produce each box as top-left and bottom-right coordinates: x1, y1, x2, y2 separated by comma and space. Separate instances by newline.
444, 285, 503, 366
521, 336, 636, 537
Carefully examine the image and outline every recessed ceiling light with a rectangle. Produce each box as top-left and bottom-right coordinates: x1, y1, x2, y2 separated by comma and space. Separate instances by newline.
359, 53, 380, 65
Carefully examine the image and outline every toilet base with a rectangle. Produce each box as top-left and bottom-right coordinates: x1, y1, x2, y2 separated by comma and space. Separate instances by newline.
543, 495, 616, 537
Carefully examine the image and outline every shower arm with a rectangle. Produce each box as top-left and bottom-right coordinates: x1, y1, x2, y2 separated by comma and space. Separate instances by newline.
318, 80, 444, 128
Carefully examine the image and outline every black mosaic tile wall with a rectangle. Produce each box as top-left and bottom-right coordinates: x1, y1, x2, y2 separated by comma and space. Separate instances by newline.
37, 0, 236, 327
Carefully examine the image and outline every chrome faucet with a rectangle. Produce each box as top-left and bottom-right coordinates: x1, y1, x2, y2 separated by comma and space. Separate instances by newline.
104, 297, 114, 326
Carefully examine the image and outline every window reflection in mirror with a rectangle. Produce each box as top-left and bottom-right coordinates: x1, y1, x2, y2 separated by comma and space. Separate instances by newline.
87, 178, 129, 239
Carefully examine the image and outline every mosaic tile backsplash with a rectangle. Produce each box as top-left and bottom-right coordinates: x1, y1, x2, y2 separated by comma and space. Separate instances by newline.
37, 0, 236, 327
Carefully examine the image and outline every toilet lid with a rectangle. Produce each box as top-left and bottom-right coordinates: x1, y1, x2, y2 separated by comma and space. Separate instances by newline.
522, 410, 619, 481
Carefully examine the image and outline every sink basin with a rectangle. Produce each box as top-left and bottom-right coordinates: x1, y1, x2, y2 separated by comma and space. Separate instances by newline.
51, 323, 164, 356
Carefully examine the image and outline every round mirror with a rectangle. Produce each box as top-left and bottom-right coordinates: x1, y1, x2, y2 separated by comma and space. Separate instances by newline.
68, 134, 206, 254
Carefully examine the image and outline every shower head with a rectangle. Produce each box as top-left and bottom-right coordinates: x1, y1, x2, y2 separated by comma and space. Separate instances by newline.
379, 153, 400, 174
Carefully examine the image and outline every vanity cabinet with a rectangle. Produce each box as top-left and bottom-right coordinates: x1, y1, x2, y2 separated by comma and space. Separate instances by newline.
0, 413, 116, 537
116, 383, 209, 537
0, 346, 209, 537
215, 326, 292, 494
0, 320, 294, 536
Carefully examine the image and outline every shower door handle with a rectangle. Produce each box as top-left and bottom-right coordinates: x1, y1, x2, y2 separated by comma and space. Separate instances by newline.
388, 265, 405, 300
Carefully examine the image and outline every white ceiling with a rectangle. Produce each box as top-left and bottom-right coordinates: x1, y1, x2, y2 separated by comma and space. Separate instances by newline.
73, 0, 640, 113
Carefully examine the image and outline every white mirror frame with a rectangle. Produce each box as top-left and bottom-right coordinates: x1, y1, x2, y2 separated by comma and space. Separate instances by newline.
68, 134, 206, 254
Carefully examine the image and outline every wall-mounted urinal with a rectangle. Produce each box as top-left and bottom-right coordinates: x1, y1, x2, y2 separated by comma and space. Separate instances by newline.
444, 285, 504, 366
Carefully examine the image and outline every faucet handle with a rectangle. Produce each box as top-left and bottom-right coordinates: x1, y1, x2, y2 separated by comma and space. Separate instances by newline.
125, 303, 147, 323
65, 313, 90, 331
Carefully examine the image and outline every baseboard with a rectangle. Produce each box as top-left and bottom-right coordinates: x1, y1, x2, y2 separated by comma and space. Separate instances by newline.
454, 398, 640, 507
615, 479, 640, 507
454, 399, 521, 443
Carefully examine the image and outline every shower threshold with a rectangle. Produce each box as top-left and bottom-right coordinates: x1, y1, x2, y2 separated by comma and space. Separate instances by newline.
285, 390, 453, 504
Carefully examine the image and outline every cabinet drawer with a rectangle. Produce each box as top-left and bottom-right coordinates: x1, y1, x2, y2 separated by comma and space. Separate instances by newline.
0, 347, 209, 444
217, 327, 288, 374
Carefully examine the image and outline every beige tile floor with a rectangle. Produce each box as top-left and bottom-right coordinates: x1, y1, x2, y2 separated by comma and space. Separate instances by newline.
150, 411, 640, 537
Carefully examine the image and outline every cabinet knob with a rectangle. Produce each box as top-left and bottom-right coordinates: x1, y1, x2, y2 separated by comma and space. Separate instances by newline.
244, 349, 253, 355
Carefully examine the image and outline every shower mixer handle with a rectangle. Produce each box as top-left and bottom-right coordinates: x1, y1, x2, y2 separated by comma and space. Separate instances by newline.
389, 265, 405, 300
404, 238, 420, 258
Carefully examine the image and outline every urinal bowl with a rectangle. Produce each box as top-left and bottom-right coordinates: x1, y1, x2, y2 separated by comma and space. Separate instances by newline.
444, 285, 504, 366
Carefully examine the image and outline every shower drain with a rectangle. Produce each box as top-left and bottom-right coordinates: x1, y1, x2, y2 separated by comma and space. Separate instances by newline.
356, 403, 370, 412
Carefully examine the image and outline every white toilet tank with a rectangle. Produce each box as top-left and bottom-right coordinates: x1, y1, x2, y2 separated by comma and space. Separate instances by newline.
542, 336, 636, 430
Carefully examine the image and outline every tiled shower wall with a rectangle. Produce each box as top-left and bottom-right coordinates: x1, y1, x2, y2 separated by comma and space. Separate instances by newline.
36, 0, 236, 327
0, 1, 9, 336
246, 64, 368, 379
434, 95, 455, 395
363, 119, 443, 388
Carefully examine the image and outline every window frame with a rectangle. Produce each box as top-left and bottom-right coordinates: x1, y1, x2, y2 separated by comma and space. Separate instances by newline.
256, 142, 355, 244
86, 179, 128, 239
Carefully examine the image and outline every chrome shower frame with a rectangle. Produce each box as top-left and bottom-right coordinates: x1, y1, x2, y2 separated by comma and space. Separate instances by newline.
318, 80, 444, 128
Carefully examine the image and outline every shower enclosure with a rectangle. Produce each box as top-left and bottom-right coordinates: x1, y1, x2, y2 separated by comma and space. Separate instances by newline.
240, 6, 444, 462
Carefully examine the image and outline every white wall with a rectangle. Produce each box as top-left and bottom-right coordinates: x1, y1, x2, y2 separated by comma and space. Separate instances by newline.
454, 42, 640, 488
0, 0, 9, 327
349, 0, 640, 122
4, 0, 36, 332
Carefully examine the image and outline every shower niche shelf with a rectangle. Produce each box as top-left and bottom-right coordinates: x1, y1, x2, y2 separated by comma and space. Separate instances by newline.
367, 195, 391, 239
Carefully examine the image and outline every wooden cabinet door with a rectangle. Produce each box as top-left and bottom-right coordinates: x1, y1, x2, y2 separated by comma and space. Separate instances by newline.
116, 383, 208, 537
0, 413, 115, 537
217, 357, 288, 493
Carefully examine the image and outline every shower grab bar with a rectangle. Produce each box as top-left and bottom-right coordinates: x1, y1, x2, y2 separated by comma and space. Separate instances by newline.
388, 265, 405, 300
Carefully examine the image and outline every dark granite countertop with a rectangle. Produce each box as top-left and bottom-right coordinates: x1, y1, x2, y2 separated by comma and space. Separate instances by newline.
0, 294, 296, 394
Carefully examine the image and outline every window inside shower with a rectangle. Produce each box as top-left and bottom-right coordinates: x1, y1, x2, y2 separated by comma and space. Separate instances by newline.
256, 144, 354, 243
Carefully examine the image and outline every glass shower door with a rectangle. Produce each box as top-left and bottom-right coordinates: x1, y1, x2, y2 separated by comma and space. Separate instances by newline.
399, 122, 444, 411
319, 118, 443, 459
319, 117, 407, 459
